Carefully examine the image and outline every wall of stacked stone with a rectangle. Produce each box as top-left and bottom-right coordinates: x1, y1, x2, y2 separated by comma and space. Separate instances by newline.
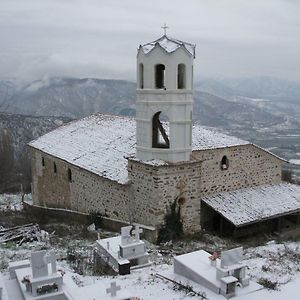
31, 150, 71, 209
192, 144, 283, 197
31, 143, 284, 236
31, 149, 132, 222
128, 159, 202, 233
69, 168, 131, 222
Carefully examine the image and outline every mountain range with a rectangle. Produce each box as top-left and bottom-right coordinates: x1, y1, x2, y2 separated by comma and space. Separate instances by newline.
0, 76, 299, 191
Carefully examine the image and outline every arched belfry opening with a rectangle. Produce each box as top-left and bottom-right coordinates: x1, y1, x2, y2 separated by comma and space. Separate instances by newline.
152, 112, 170, 148
139, 63, 144, 89
177, 63, 186, 89
155, 64, 165, 89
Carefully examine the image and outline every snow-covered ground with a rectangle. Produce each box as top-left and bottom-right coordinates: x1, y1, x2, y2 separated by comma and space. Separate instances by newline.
1, 236, 300, 299
1, 193, 300, 299
43, 241, 300, 300
0, 193, 32, 212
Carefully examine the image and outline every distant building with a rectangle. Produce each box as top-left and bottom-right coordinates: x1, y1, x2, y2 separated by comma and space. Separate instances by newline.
28, 34, 300, 238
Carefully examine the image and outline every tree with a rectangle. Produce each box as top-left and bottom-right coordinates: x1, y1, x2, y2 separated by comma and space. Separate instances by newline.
0, 129, 14, 191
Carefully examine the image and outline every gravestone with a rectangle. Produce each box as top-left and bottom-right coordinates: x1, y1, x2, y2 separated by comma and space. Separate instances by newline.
121, 226, 133, 246
220, 247, 243, 268
119, 225, 149, 266
29, 250, 64, 298
31, 250, 48, 278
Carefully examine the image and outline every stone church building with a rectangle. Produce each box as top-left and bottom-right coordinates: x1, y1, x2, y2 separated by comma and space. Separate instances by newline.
29, 34, 300, 238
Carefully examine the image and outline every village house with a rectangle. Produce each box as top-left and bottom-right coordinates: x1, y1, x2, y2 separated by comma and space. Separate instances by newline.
28, 34, 300, 238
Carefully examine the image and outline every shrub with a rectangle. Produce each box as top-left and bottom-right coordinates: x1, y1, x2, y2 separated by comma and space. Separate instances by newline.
258, 278, 278, 290
157, 199, 183, 243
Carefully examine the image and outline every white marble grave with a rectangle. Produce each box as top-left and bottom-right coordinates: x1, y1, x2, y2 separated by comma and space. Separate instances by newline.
174, 247, 261, 298
95, 225, 150, 275
15, 250, 66, 300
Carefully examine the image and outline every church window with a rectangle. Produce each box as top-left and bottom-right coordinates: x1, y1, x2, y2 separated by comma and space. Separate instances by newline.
177, 64, 186, 89
42, 157, 45, 167
139, 63, 144, 89
53, 162, 57, 174
152, 111, 170, 148
68, 168, 72, 182
155, 64, 165, 89
221, 156, 229, 170
178, 197, 186, 205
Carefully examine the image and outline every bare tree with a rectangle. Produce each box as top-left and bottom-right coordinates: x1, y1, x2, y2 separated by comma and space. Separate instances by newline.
0, 129, 14, 191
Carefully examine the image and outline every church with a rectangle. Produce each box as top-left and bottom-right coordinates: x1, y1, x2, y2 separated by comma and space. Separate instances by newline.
28, 34, 300, 238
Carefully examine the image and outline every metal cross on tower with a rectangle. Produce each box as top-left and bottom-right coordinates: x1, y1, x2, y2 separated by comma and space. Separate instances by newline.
161, 23, 169, 35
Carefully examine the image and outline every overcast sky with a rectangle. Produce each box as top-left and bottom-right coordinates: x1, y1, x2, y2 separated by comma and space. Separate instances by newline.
1, 0, 299, 82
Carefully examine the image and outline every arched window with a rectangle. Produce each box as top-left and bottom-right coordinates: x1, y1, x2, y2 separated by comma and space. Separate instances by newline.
155, 64, 165, 89
177, 64, 186, 89
152, 111, 170, 148
53, 162, 57, 173
221, 156, 229, 170
68, 168, 72, 182
139, 63, 144, 89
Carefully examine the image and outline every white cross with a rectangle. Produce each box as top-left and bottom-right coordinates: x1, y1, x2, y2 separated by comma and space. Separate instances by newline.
106, 281, 121, 297
49, 250, 57, 274
161, 23, 169, 36
132, 225, 143, 242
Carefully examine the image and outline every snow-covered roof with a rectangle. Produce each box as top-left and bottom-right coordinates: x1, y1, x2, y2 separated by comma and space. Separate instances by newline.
202, 183, 300, 227
29, 113, 250, 184
192, 125, 249, 150
140, 35, 196, 57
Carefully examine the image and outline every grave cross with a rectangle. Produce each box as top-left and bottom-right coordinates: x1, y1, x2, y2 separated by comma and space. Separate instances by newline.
132, 225, 143, 242
161, 23, 169, 36
106, 281, 121, 297
49, 250, 57, 274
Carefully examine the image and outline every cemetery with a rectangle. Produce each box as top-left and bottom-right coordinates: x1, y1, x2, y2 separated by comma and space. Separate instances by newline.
3, 223, 292, 300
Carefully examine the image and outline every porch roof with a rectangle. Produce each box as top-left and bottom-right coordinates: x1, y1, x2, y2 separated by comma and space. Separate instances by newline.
202, 183, 300, 227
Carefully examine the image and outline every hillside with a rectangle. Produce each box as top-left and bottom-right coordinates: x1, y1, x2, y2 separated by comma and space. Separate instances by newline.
0, 113, 71, 192
0, 76, 299, 190
0, 78, 136, 118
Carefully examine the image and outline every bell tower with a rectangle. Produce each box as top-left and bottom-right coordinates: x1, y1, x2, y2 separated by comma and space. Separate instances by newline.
135, 32, 195, 162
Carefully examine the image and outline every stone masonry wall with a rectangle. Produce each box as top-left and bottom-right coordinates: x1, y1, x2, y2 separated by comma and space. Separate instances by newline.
128, 159, 202, 233
31, 149, 71, 208
31, 143, 284, 236
192, 144, 283, 197
69, 167, 131, 222
128, 144, 283, 234
31, 149, 132, 223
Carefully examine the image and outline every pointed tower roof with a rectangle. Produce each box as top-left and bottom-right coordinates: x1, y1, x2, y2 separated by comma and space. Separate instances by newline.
139, 35, 196, 58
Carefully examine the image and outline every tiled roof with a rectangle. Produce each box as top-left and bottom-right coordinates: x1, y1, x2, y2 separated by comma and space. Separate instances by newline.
140, 35, 196, 57
202, 183, 300, 227
29, 113, 250, 184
